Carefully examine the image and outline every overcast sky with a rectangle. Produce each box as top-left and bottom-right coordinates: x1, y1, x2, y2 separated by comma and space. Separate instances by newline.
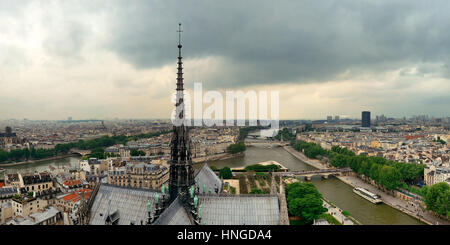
1, 0, 450, 120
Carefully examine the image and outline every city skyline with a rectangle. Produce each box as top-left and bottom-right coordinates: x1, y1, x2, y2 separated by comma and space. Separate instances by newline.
2, 1, 450, 120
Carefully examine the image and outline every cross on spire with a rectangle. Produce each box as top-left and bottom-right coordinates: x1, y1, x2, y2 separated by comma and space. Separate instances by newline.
177, 23, 183, 46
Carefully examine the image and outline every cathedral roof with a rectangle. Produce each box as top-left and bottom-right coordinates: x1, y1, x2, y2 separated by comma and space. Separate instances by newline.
152, 196, 192, 225
89, 165, 284, 225
198, 194, 280, 225
154, 164, 281, 225
89, 184, 159, 225
194, 163, 222, 194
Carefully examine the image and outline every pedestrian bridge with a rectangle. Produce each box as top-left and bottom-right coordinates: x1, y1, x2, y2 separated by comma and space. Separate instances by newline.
275, 167, 353, 180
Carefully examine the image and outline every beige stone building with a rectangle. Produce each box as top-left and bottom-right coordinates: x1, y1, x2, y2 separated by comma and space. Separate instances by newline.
424, 164, 450, 186
20, 172, 54, 193
6, 206, 62, 225
11, 196, 48, 218
55, 189, 91, 213
0, 202, 13, 224
107, 163, 169, 190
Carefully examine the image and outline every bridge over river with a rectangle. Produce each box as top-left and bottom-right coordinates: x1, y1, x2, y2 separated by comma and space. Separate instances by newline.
245, 141, 289, 147
275, 167, 354, 180
70, 149, 92, 156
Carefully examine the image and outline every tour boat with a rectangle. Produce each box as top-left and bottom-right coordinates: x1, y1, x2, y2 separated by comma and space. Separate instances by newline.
353, 187, 383, 204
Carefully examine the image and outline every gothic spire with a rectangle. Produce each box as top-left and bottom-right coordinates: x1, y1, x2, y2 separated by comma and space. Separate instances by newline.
176, 23, 184, 91
169, 23, 195, 204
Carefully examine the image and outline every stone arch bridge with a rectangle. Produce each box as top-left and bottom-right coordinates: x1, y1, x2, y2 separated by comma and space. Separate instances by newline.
70, 149, 92, 156
244, 141, 289, 147
275, 167, 353, 181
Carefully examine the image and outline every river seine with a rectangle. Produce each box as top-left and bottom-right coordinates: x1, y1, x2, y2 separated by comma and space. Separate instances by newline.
208, 144, 424, 225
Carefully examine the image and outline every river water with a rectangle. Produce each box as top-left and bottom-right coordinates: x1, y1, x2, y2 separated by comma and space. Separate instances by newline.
208, 144, 424, 225
2, 143, 424, 224
2, 157, 80, 174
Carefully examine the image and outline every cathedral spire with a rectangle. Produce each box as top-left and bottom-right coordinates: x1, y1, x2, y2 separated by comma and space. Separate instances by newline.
176, 23, 184, 91
178, 23, 182, 46
169, 23, 195, 204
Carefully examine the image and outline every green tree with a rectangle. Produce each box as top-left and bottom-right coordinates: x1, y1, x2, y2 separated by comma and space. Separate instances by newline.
329, 154, 348, 168
244, 164, 280, 172
23, 148, 31, 160
219, 167, 233, 179
423, 182, 450, 217
89, 147, 106, 159
0, 150, 8, 162
286, 182, 327, 225
379, 165, 402, 190
227, 142, 246, 154
275, 128, 295, 141
369, 164, 381, 184
130, 149, 146, 156
250, 188, 263, 194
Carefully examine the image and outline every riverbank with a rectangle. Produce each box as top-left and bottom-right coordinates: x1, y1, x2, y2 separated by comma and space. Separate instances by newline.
336, 175, 446, 225
192, 152, 244, 164
322, 198, 360, 225
0, 153, 78, 167
283, 145, 447, 225
283, 146, 327, 170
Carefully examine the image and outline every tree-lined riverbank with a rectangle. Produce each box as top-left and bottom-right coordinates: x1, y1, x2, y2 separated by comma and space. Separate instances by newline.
208, 145, 423, 224
283, 145, 449, 225
0, 130, 171, 164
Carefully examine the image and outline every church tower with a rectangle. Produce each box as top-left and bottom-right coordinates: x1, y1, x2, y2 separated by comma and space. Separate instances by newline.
169, 23, 195, 204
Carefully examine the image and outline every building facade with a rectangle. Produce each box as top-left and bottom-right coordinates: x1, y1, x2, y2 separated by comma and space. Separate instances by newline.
107, 163, 169, 190
424, 165, 450, 186
362, 111, 371, 128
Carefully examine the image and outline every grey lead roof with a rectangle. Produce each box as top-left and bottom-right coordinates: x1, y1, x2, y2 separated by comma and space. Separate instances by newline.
89, 185, 159, 225
90, 164, 282, 225
154, 194, 280, 225
198, 194, 280, 225
195, 163, 222, 193
152, 197, 193, 225
0, 187, 17, 195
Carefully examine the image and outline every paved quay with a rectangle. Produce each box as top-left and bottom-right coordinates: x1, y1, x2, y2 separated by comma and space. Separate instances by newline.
283, 145, 450, 225
322, 200, 357, 225
337, 175, 449, 225
283, 146, 327, 170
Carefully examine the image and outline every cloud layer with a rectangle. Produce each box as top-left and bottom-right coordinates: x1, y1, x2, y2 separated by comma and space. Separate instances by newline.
0, 0, 450, 120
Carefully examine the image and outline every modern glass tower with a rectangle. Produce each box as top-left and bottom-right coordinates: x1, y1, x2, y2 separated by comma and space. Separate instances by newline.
362, 111, 371, 127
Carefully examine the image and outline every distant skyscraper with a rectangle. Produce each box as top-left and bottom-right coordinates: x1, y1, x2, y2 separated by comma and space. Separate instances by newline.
68, 117, 72, 121
327, 116, 332, 122
335, 116, 339, 121
5, 126, 12, 134
362, 111, 371, 127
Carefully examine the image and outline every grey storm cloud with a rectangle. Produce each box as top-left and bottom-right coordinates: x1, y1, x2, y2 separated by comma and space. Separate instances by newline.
102, 0, 450, 89
2, 0, 450, 120
43, 20, 90, 58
